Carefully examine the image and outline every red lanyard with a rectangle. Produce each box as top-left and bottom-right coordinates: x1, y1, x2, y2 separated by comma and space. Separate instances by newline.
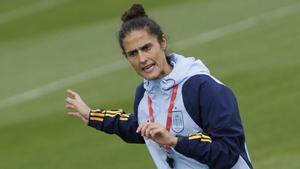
147, 84, 179, 151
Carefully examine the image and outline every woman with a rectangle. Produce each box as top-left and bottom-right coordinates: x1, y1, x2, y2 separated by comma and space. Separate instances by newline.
65, 4, 252, 169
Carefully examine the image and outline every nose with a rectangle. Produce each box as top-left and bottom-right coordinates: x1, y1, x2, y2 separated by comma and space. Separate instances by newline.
138, 51, 147, 64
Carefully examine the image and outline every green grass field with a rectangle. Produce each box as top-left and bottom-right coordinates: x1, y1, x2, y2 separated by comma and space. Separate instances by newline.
1, 0, 300, 168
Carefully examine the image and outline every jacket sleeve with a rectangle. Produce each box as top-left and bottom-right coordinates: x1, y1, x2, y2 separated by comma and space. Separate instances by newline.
175, 75, 248, 169
87, 84, 145, 144
88, 108, 144, 143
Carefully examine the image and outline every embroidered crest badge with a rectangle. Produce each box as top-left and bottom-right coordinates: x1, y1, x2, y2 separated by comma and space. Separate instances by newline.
171, 111, 184, 133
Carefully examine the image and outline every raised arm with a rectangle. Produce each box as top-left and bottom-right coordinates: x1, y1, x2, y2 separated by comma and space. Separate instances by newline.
65, 89, 144, 144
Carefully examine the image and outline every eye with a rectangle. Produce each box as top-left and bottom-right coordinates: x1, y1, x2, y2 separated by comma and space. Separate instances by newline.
141, 44, 152, 52
127, 50, 138, 58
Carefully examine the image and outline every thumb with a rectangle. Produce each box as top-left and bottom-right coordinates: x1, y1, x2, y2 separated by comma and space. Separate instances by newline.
68, 112, 88, 124
68, 112, 81, 117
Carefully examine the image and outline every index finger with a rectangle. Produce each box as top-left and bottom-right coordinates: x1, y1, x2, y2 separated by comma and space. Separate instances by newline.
136, 123, 148, 133
136, 123, 144, 133
67, 89, 78, 98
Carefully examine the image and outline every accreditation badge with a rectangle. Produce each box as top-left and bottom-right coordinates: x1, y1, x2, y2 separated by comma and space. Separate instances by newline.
171, 111, 184, 133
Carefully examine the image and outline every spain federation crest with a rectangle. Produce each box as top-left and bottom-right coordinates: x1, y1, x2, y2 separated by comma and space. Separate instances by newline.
172, 111, 184, 133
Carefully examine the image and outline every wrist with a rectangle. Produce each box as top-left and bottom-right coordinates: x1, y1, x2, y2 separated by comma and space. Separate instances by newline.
83, 107, 91, 120
87, 107, 91, 115
170, 136, 178, 147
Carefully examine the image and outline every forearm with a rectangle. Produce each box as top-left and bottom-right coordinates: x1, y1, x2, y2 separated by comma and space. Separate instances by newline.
173, 132, 242, 169
88, 108, 145, 143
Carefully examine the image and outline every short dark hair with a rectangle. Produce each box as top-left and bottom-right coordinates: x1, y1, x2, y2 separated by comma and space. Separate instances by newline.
118, 4, 165, 54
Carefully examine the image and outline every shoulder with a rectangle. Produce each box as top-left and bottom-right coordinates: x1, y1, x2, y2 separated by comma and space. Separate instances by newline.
181, 75, 239, 130
135, 82, 145, 99
182, 74, 235, 110
182, 74, 225, 95
134, 82, 146, 115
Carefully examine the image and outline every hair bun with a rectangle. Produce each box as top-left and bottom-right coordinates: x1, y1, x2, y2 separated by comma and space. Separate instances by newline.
121, 4, 147, 22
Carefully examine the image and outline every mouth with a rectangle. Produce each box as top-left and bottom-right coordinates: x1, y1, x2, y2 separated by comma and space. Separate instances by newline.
142, 63, 155, 72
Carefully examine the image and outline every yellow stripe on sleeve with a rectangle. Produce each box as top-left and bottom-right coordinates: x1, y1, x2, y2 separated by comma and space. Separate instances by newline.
90, 109, 102, 113
106, 109, 123, 114
104, 111, 129, 118
90, 117, 104, 122
119, 117, 129, 121
90, 109, 129, 120
90, 113, 105, 117
121, 114, 129, 118
188, 133, 212, 143
201, 134, 212, 140
189, 135, 202, 140
105, 114, 117, 117
201, 138, 212, 143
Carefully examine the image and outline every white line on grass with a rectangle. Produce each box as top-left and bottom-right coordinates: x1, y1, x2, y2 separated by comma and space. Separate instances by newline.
0, 60, 128, 109
0, 2, 299, 110
0, 0, 71, 24
173, 2, 300, 50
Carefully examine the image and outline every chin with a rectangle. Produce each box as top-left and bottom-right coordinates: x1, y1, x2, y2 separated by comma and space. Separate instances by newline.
143, 76, 157, 80
143, 73, 160, 80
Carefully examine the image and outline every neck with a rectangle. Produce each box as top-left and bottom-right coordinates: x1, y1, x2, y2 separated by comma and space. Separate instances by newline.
158, 62, 173, 79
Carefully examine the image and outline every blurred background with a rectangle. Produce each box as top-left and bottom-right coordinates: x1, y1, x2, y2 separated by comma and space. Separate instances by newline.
0, 0, 299, 168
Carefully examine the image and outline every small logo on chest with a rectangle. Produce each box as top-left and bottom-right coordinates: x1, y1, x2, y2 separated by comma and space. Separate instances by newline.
172, 111, 184, 133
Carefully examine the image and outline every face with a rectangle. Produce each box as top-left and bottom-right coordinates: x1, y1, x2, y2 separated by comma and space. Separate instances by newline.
122, 28, 171, 80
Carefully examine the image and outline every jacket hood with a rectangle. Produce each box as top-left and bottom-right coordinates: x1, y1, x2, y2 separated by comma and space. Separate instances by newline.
144, 53, 211, 93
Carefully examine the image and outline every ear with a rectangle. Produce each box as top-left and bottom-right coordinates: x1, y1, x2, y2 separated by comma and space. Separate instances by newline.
160, 34, 167, 50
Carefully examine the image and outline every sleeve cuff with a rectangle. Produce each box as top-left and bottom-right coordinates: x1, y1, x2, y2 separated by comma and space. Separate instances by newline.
174, 136, 190, 155
88, 109, 105, 130
174, 133, 213, 156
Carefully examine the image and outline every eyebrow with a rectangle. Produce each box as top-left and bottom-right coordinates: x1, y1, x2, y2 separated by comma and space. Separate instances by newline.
126, 42, 152, 54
